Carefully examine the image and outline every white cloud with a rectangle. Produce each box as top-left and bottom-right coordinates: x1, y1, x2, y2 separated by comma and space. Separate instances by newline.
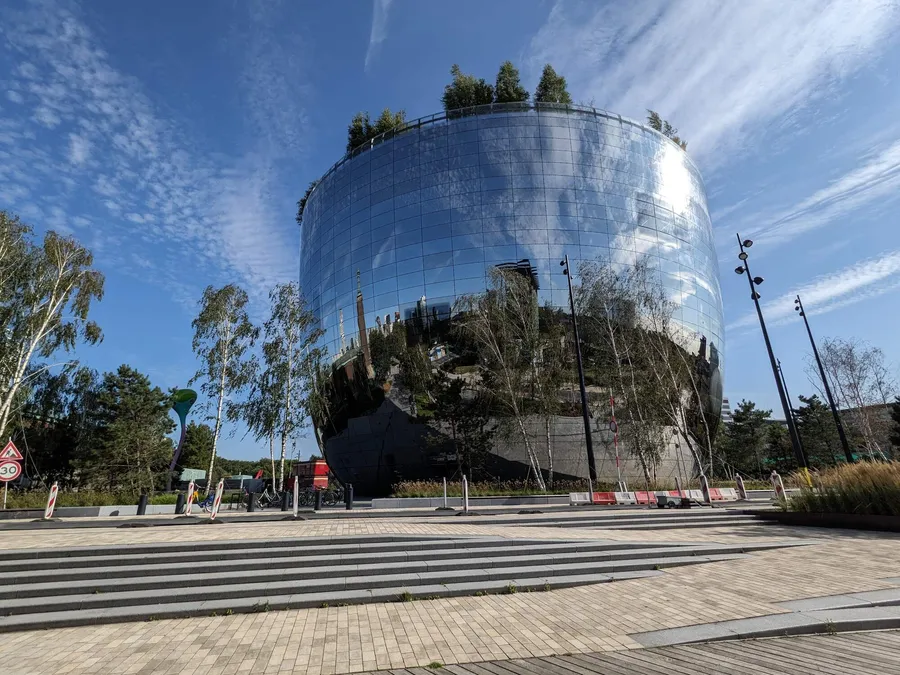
68, 133, 90, 164
364, 0, 393, 72
33, 105, 60, 127
527, 0, 900, 165
6, 90, 24, 104
727, 249, 900, 332
746, 138, 900, 245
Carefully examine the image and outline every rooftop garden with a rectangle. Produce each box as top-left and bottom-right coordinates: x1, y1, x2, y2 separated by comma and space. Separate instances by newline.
296, 61, 686, 225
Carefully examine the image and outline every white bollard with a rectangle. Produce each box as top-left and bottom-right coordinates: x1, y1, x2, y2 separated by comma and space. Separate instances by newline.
770, 471, 786, 502
735, 474, 748, 500
443, 477, 448, 509
462, 475, 469, 514
44, 481, 59, 520
184, 480, 195, 516
209, 479, 224, 520
293, 479, 299, 518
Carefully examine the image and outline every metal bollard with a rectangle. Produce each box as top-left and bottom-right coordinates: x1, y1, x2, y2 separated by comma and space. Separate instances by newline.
175, 492, 185, 515
247, 492, 256, 512
293, 480, 299, 518
345, 483, 354, 510
314, 489, 323, 511
137, 491, 148, 516
735, 473, 748, 500
281, 490, 289, 511
462, 475, 469, 514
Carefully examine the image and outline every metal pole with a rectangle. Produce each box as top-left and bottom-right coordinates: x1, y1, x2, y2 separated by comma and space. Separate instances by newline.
736, 235, 807, 470
795, 295, 853, 463
563, 255, 597, 493
610, 394, 622, 491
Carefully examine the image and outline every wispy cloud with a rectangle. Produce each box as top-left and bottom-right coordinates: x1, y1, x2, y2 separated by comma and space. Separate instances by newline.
727, 249, 900, 332
364, 0, 394, 72
0, 0, 305, 309
527, 0, 900, 165
744, 138, 900, 245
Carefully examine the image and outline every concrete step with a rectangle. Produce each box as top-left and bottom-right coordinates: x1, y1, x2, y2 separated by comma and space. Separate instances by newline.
0, 543, 788, 599
0, 553, 750, 617
525, 515, 761, 530
0, 539, 674, 577
0, 570, 664, 633
601, 518, 769, 530
453, 510, 753, 528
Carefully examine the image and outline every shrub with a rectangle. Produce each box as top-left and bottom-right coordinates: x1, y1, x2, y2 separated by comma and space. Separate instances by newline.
389, 478, 766, 497
788, 461, 900, 516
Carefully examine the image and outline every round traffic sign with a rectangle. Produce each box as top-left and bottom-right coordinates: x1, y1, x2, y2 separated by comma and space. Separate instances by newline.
609, 420, 618, 434
0, 460, 22, 482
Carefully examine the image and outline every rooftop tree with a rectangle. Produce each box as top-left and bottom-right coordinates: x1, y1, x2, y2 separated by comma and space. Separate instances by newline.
442, 64, 494, 113
494, 61, 529, 104
646, 110, 688, 150
534, 64, 572, 105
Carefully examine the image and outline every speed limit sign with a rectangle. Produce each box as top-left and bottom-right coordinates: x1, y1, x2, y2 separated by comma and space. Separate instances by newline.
0, 460, 22, 482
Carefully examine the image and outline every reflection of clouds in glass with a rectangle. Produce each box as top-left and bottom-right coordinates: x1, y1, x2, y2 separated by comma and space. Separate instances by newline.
656, 144, 693, 215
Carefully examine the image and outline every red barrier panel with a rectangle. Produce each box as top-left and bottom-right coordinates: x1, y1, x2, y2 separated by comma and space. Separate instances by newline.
592, 492, 616, 505
709, 488, 725, 501
634, 491, 657, 504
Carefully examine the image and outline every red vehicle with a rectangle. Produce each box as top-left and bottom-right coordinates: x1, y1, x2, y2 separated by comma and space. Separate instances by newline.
294, 459, 329, 490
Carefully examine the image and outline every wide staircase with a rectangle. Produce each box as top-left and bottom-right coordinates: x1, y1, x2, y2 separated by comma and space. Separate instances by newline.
0, 533, 802, 632
455, 508, 764, 531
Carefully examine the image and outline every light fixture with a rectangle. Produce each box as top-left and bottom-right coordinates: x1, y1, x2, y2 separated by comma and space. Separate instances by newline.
738, 252, 748, 261
743, 239, 753, 247
753, 276, 764, 285
734, 266, 745, 275
751, 291, 761, 300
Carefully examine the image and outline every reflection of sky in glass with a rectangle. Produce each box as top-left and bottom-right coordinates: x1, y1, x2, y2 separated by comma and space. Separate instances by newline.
300, 109, 724, 395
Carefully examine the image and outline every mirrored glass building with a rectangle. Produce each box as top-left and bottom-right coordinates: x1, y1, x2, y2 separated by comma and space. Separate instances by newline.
300, 104, 724, 495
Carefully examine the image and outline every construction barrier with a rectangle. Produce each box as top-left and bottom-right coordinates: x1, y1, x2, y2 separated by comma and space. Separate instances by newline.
634, 491, 656, 505
687, 490, 704, 502
569, 492, 592, 506
719, 488, 738, 500
44, 481, 59, 520
708, 488, 724, 501
209, 480, 224, 520
614, 491, 637, 505
592, 492, 617, 505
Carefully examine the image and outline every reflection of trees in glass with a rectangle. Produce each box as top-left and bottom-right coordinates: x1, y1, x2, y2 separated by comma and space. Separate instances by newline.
456, 267, 547, 490
430, 371, 494, 478
646, 110, 688, 150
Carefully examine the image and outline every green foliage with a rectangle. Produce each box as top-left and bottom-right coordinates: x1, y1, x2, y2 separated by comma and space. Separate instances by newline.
82, 365, 176, 494
646, 110, 687, 150
368, 324, 406, 384
346, 108, 407, 152
295, 180, 319, 226
494, 61, 528, 104
716, 399, 773, 476
190, 284, 259, 490
788, 461, 900, 516
442, 64, 494, 113
0, 212, 104, 440
794, 394, 844, 467
176, 421, 214, 473
533, 64, 572, 105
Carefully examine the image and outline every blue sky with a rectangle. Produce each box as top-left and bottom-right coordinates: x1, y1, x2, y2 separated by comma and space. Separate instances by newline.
2, 0, 900, 460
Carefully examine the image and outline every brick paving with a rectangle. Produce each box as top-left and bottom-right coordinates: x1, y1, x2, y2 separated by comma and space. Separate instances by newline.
0, 512, 898, 674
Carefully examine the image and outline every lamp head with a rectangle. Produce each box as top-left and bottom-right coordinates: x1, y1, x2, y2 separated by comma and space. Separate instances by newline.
743, 239, 753, 247
738, 252, 748, 261
734, 266, 745, 275
751, 291, 761, 300
753, 276, 764, 285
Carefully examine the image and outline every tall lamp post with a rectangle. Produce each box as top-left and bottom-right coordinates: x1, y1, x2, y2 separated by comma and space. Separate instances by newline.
561, 255, 598, 493
734, 235, 808, 472
794, 295, 854, 463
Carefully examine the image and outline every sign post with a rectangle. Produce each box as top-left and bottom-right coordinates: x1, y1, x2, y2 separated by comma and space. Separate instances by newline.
184, 480, 195, 516
0, 440, 24, 509
209, 479, 224, 521
44, 481, 59, 520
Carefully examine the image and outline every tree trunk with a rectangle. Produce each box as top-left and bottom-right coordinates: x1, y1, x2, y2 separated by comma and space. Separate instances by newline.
269, 431, 276, 486
516, 415, 546, 491
206, 337, 230, 495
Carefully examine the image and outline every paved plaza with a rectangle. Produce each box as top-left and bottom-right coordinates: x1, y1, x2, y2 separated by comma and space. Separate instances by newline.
0, 509, 898, 674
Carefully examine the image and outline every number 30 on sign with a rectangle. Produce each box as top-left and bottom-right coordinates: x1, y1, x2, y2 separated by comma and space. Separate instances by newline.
0, 461, 22, 482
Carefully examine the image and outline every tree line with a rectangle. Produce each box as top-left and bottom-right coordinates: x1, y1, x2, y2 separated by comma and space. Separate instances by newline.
0, 210, 322, 496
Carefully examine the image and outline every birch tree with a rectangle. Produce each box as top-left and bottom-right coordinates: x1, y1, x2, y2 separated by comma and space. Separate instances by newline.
260, 282, 324, 491
0, 212, 104, 438
456, 267, 546, 490
191, 284, 258, 492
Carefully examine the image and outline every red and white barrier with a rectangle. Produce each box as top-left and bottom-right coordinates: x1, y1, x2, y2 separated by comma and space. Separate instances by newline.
614, 491, 637, 505
209, 479, 224, 520
184, 480, 195, 516
634, 491, 656, 505
44, 481, 59, 519
735, 474, 748, 500
569, 492, 592, 505
718, 488, 738, 500
593, 491, 617, 505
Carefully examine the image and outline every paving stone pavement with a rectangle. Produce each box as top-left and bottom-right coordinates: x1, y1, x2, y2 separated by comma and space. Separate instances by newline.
0, 512, 898, 674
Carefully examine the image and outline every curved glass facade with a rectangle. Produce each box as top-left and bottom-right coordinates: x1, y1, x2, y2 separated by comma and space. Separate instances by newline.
300, 105, 723, 494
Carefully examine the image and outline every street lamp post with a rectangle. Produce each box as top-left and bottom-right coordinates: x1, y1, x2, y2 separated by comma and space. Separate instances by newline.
794, 295, 854, 463
776, 359, 797, 425
734, 235, 808, 471
561, 255, 598, 493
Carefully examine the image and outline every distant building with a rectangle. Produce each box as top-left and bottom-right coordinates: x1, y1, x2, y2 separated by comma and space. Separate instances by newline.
721, 398, 733, 425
